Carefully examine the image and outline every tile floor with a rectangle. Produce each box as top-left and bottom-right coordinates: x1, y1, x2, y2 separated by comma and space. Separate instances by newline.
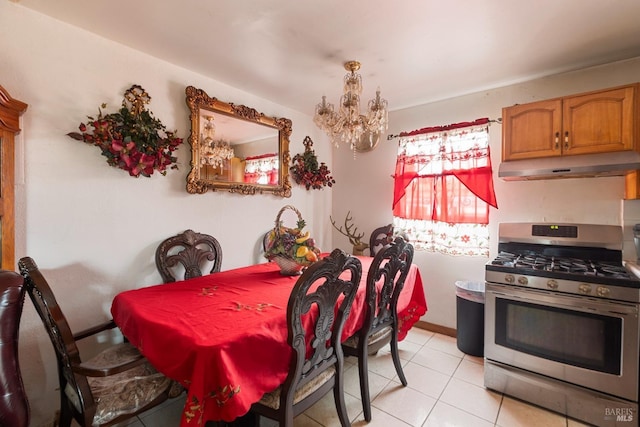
105, 328, 593, 427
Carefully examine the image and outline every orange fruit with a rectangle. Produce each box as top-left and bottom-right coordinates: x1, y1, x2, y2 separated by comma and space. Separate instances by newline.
305, 251, 318, 262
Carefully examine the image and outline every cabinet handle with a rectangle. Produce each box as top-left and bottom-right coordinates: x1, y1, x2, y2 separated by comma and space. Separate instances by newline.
554, 132, 560, 149
564, 131, 569, 150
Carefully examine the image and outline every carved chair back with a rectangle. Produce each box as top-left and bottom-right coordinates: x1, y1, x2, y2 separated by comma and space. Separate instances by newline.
365, 236, 414, 346
155, 229, 222, 283
0, 270, 29, 427
343, 236, 414, 421
251, 249, 362, 426
369, 224, 394, 256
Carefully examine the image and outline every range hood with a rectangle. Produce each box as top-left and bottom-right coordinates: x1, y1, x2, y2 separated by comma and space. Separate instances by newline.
498, 151, 640, 181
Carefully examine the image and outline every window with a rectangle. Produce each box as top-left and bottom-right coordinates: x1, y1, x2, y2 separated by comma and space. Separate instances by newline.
244, 153, 279, 185
392, 118, 497, 256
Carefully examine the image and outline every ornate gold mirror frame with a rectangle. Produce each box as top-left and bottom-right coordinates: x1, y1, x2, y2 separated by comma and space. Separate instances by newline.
185, 86, 292, 197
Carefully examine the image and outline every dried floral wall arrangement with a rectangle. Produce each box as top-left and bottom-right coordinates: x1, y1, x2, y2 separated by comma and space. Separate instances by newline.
289, 136, 335, 190
68, 85, 183, 177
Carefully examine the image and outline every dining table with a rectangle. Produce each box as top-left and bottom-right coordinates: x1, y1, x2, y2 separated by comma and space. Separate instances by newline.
111, 255, 427, 426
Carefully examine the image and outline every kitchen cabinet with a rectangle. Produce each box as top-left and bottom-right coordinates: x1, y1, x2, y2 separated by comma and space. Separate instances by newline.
201, 157, 245, 182
502, 84, 637, 161
0, 85, 27, 270
625, 171, 640, 199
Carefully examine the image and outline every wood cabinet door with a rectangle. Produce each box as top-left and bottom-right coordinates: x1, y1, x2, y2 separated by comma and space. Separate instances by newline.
0, 86, 27, 271
562, 85, 636, 155
0, 130, 14, 270
502, 98, 563, 161
625, 171, 640, 199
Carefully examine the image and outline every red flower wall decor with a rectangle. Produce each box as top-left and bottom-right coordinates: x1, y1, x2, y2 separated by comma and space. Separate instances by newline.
289, 136, 335, 190
68, 85, 183, 177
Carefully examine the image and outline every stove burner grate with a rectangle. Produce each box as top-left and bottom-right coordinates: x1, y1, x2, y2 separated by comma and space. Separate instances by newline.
491, 251, 632, 279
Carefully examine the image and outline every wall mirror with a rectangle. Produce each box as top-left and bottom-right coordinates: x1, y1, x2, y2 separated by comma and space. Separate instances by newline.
185, 86, 292, 197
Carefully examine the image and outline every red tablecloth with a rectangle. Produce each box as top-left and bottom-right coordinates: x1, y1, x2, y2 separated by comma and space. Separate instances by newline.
111, 256, 426, 426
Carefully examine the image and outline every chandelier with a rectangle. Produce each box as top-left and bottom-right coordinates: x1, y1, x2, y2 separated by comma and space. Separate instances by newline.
200, 115, 234, 168
313, 60, 388, 153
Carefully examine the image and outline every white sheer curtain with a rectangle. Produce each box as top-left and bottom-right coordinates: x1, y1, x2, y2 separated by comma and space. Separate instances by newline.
244, 154, 279, 185
392, 119, 497, 257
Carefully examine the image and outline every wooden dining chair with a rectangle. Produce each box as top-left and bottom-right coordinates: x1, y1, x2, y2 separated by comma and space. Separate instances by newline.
18, 257, 183, 427
369, 224, 394, 256
155, 229, 223, 283
262, 230, 273, 261
0, 270, 30, 427
342, 236, 414, 422
250, 249, 362, 427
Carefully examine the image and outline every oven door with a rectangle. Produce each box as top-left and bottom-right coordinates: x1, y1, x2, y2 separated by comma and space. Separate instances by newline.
485, 283, 639, 401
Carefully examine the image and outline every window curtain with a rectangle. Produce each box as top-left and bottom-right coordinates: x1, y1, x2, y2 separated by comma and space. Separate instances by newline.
392, 118, 497, 256
244, 153, 279, 185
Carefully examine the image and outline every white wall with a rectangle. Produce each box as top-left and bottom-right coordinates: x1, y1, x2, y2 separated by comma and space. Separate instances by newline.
1, 3, 331, 426
331, 57, 640, 330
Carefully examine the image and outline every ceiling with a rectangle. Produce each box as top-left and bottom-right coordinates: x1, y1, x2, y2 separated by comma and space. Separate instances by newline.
14, 0, 640, 116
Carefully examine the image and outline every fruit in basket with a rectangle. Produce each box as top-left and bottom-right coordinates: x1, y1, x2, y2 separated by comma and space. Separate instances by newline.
265, 206, 322, 268
305, 251, 318, 262
296, 246, 309, 258
295, 231, 310, 243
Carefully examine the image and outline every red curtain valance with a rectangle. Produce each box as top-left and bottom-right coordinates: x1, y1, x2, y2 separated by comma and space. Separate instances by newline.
245, 152, 278, 161
399, 117, 490, 137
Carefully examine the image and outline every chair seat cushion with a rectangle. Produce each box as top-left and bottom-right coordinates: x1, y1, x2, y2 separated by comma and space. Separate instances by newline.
65, 342, 174, 426
343, 325, 392, 349
258, 366, 336, 410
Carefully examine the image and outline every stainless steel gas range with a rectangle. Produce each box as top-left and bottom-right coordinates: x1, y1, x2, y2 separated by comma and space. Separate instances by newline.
484, 223, 640, 427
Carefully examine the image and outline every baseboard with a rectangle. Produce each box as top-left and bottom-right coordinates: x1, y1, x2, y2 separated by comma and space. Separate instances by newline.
414, 320, 456, 338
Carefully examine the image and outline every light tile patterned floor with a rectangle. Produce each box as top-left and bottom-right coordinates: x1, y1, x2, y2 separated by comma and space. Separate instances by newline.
105, 328, 594, 427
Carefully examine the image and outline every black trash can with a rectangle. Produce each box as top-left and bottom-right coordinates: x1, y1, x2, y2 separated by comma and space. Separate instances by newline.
455, 280, 485, 356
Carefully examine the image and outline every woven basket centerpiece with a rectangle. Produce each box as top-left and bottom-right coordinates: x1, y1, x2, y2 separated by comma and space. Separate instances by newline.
264, 205, 321, 275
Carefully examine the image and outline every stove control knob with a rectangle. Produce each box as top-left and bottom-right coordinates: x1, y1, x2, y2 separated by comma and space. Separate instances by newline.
578, 284, 592, 295
547, 280, 558, 290
596, 286, 610, 297
517, 276, 528, 285
505, 274, 515, 284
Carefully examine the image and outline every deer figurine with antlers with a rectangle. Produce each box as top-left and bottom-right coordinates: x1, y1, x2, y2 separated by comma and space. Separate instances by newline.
330, 211, 370, 256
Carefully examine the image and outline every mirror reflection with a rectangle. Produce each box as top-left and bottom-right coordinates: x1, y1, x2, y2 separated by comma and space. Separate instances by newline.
185, 86, 292, 197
